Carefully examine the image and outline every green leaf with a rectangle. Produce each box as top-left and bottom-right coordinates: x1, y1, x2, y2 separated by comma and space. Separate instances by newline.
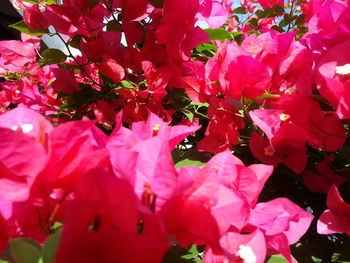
9, 21, 47, 36
255, 8, 274, 18
271, 25, 285, 33
181, 245, 202, 261
204, 28, 231, 41
175, 158, 205, 168
115, 80, 137, 90
10, 238, 42, 263
147, 0, 164, 8
68, 35, 85, 50
162, 246, 198, 263
181, 109, 194, 122
247, 18, 259, 28
45, 0, 56, 4
39, 49, 67, 67
42, 230, 61, 263
266, 254, 298, 263
175, 148, 211, 169
311, 256, 322, 263
195, 43, 217, 52
233, 6, 247, 14
87, 0, 99, 8
18, 0, 40, 4
106, 20, 122, 32
295, 14, 305, 25
273, 4, 284, 15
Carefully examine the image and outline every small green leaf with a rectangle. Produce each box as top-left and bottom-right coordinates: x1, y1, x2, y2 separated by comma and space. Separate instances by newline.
39, 49, 67, 67
19, 0, 39, 4
10, 238, 42, 263
271, 25, 285, 33
42, 230, 61, 263
87, 0, 99, 8
233, 6, 247, 14
9, 21, 47, 36
273, 4, 284, 14
311, 256, 322, 263
195, 43, 217, 52
204, 28, 231, 40
45, 0, 56, 4
247, 18, 259, 28
115, 80, 136, 90
267, 254, 298, 263
255, 8, 274, 18
147, 0, 164, 8
175, 148, 211, 169
175, 158, 206, 168
181, 245, 201, 261
68, 35, 85, 50
181, 109, 194, 122
295, 14, 305, 25
106, 20, 122, 32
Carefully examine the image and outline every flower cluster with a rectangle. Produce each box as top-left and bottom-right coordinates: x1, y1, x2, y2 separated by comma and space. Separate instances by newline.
0, 0, 350, 262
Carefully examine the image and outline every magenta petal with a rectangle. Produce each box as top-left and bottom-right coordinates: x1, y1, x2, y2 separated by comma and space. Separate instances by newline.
317, 210, 350, 235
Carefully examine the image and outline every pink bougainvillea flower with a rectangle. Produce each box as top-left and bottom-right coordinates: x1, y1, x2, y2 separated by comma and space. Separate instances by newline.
92, 100, 117, 126
274, 95, 346, 151
109, 111, 200, 150
80, 31, 124, 61
108, 112, 200, 212
0, 196, 62, 243
113, 0, 154, 22
205, 40, 271, 100
197, 1, 230, 29
204, 151, 273, 208
44, 4, 79, 35
142, 61, 172, 94
304, 155, 346, 193
249, 198, 313, 263
317, 184, 350, 235
198, 98, 244, 153
204, 229, 267, 263
249, 128, 308, 174
177, 61, 207, 103
51, 68, 79, 94
56, 168, 169, 263
156, 0, 209, 60
224, 55, 271, 100
98, 55, 125, 84
23, 4, 49, 31
257, 0, 284, 9
0, 127, 46, 202
0, 106, 53, 144
316, 39, 350, 119
160, 165, 223, 251
0, 40, 36, 73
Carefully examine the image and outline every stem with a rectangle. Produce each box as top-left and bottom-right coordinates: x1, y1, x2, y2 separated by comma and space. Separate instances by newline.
55, 32, 103, 89
286, 0, 295, 32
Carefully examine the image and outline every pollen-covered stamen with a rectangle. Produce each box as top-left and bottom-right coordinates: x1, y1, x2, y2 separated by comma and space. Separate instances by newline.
37, 121, 47, 145
152, 124, 161, 136
279, 113, 291, 122
335, 64, 350, 75
264, 145, 275, 156
141, 182, 157, 212
11, 123, 34, 133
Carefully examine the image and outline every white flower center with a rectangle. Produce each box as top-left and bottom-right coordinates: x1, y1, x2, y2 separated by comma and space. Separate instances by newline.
335, 64, 350, 75
238, 245, 257, 263
11, 124, 34, 133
